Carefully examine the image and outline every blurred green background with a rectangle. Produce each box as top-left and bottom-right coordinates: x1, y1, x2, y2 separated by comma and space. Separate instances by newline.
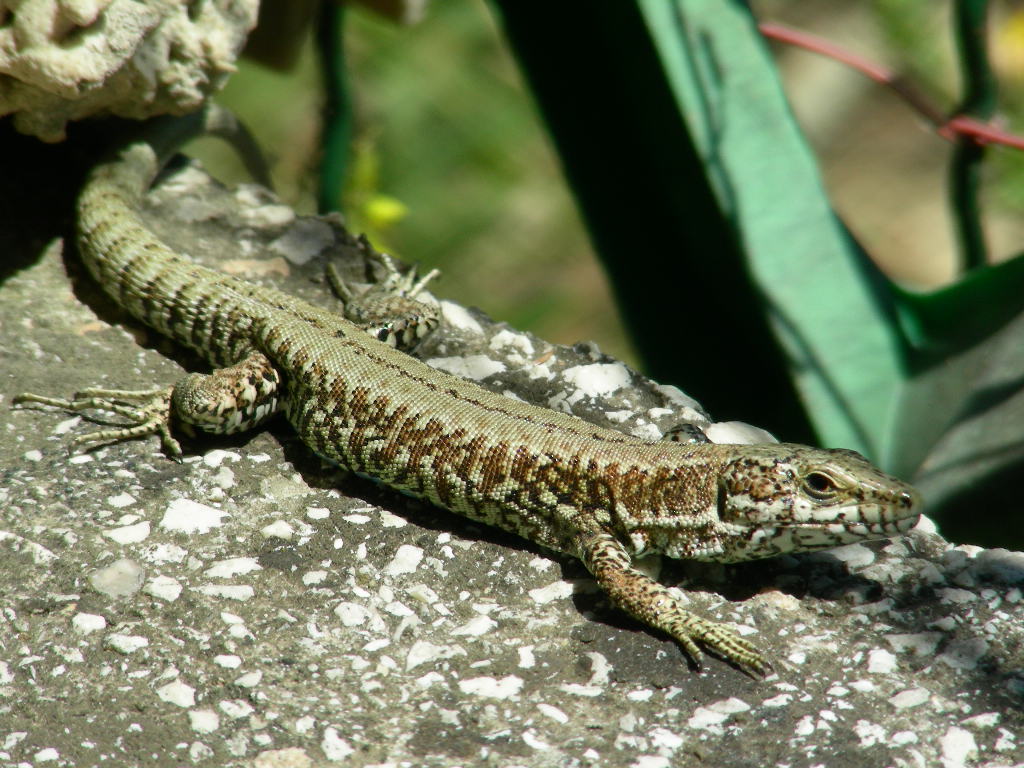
196, 0, 1024, 376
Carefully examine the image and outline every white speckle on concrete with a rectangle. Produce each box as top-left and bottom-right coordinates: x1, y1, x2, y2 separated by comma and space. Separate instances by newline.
189, 709, 220, 734
522, 729, 550, 750
962, 712, 999, 728
303, 570, 328, 585
709, 697, 750, 714
341, 514, 371, 525
379, 511, 408, 528
239, 201, 294, 227
34, 747, 59, 762
306, 506, 330, 520
201, 449, 239, 468
649, 728, 684, 751
825, 543, 875, 568
415, 671, 444, 688
144, 575, 183, 602
631, 757, 670, 768
518, 646, 536, 669
440, 301, 483, 333
937, 637, 988, 670
210, 466, 235, 490
107, 492, 136, 508
320, 726, 354, 761
103, 520, 151, 544
451, 615, 496, 636
489, 329, 534, 357
405, 640, 466, 671
156, 679, 196, 708
885, 632, 943, 656
270, 219, 334, 265
994, 728, 1016, 752
189, 743, 213, 762
261, 520, 294, 540
427, 354, 506, 381
105, 634, 149, 654
940, 726, 977, 768
930, 616, 958, 632
407, 584, 439, 604
89, 558, 145, 598
236, 671, 262, 688
383, 600, 414, 617
384, 544, 423, 576
854, 720, 887, 747
528, 580, 574, 604
160, 498, 229, 534
630, 423, 663, 441
23, 449, 43, 461
143, 542, 188, 565
866, 649, 897, 674
205, 557, 262, 578
937, 588, 976, 604
914, 514, 938, 534
214, 655, 242, 669
627, 689, 654, 702
457, 675, 523, 699
561, 362, 630, 397
253, 747, 311, 767
793, 715, 815, 737
219, 699, 254, 719
889, 688, 929, 709
705, 421, 777, 445
687, 707, 728, 729
763, 694, 792, 708
72, 613, 107, 633
585, 652, 612, 686
333, 602, 385, 632
890, 731, 918, 746
196, 585, 255, 601
537, 703, 569, 724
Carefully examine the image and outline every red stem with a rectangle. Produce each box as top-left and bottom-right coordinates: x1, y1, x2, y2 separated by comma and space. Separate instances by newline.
758, 21, 1024, 151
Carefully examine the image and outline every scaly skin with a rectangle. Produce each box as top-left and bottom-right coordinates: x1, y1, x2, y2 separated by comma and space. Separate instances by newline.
16, 107, 922, 675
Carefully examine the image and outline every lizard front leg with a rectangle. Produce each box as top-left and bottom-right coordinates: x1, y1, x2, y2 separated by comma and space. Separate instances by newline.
326, 247, 441, 349
15, 351, 282, 456
575, 530, 771, 676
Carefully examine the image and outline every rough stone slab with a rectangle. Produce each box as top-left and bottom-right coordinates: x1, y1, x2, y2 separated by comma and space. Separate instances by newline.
1, 161, 1022, 767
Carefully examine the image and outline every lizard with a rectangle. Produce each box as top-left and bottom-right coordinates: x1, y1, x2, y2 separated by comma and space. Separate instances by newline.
14, 105, 922, 676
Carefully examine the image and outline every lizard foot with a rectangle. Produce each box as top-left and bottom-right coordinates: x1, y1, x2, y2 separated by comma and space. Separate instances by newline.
327, 240, 441, 349
13, 386, 181, 457
663, 607, 772, 677
578, 530, 772, 676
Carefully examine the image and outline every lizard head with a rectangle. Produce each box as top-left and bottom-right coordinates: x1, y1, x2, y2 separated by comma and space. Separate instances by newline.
707, 443, 921, 563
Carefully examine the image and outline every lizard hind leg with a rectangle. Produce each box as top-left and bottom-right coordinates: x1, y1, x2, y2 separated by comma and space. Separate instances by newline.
575, 531, 772, 676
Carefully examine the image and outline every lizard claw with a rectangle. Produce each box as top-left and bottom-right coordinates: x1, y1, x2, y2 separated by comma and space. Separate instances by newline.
14, 386, 182, 457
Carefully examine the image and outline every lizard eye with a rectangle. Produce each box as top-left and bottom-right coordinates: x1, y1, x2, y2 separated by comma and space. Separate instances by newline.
803, 471, 840, 500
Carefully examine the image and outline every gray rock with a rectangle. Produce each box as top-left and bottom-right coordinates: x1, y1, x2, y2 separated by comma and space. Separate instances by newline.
1, 161, 1021, 767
